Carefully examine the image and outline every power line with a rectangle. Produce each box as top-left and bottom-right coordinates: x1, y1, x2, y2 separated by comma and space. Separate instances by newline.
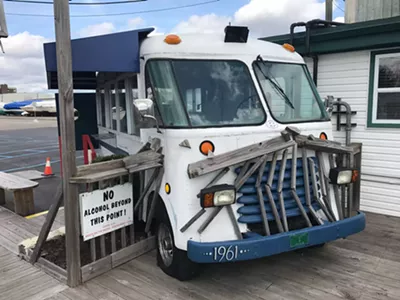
4, 0, 145, 4
5, 0, 220, 17
333, 1, 344, 12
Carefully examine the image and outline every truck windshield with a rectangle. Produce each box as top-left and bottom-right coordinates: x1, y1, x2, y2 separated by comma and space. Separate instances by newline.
146, 59, 266, 127
253, 60, 328, 123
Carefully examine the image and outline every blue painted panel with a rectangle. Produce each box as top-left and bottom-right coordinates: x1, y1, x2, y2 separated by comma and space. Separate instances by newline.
238, 198, 307, 215
187, 212, 366, 263
44, 28, 154, 73
239, 178, 308, 194
243, 170, 305, 184
238, 203, 320, 223
237, 187, 307, 204
235, 157, 318, 174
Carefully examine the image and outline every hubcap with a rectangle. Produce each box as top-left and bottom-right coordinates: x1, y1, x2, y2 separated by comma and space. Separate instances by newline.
158, 223, 173, 267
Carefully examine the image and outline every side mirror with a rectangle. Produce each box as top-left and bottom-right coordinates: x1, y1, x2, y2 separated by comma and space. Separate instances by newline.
133, 98, 154, 116
324, 95, 335, 117
133, 98, 161, 133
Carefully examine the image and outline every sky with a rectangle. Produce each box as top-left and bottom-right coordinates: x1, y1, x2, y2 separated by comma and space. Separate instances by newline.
0, 0, 345, 93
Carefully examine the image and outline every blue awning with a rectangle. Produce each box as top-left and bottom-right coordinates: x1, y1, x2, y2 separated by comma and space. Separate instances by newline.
43, 28, 154, 90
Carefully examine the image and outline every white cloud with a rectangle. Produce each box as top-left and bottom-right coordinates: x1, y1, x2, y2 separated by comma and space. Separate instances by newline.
171, 14, 231, 34
334, 16, 345, 23
172, 0, 326, 37
78, 22, 115, 38
126, 17, 145, 30
79, 18, 163, 38
0, 32, 50, 93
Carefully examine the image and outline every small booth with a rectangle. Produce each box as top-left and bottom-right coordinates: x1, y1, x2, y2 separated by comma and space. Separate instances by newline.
44, 28, 155, 157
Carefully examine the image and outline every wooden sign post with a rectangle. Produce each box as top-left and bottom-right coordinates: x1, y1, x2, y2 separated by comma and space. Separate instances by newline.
53, 0, 81, 287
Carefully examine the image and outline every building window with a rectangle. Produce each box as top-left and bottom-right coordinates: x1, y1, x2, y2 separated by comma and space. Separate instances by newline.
368, 50, 400, 128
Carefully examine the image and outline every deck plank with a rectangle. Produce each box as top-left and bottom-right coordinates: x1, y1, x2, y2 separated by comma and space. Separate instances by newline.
0, 245, 66, 300
0, 207, 400, 300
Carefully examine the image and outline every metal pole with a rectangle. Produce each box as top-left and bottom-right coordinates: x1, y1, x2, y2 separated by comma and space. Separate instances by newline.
53, 0, 81, 287
326, 0, 333, 21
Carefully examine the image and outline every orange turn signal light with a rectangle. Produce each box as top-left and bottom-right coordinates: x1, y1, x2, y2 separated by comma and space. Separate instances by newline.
319, 132, 328, 140
352, 170, 359, 183
199, 140, 215, 156
164, 34, 181, 45
203, 192, 214, 208
283, 43, 295, 52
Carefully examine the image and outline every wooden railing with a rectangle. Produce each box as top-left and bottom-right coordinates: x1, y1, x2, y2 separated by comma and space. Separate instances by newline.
28, 139, 164, 285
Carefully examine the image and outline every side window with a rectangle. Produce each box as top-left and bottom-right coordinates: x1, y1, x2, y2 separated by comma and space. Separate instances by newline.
185, 88, 202, 113
145, 68, 164, 127
368, 51, 400, 127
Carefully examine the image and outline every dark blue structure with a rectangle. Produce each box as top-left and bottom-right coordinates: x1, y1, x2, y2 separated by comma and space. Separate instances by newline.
43, 28, 154, 90
43, 28, 154, 152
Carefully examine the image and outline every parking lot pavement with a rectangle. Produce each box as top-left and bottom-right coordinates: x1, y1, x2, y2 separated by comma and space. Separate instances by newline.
0, 117, 84, 213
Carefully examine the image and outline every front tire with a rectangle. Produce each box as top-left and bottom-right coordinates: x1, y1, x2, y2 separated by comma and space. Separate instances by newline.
155, 208, 200, 281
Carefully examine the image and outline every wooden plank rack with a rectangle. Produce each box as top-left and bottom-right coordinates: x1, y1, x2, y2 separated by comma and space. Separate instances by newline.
185, 126, 361, 237
21, 142, 164, 286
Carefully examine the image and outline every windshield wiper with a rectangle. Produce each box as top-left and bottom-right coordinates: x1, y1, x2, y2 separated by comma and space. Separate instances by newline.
255, 55, 295, 109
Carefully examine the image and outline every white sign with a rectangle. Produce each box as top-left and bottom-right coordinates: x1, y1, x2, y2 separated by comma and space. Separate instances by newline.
79, 183, 133, 241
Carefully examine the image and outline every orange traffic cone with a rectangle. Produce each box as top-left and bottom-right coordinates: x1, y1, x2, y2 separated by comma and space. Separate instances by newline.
42, 157, 54, 176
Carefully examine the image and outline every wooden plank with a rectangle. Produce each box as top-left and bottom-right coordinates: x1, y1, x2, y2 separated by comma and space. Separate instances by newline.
110, 232, 116, 253
0, 172, 38, 190
0, 188, 5, 205
74, 280, 126, 300
76, 158, 124, 177
134, 168, 159, 212
127, 161, 163, 174
120, 228, 127, 248
144, 168, 164, 233
81, 255, 112, 283
10, 170, 45, 181
62, 288, 99, 300
70, 168, 129, 184
123, 150, 163, 168
188, 137, 295, 179
44, 293, 71, 300
36, 257, 68, 284
30, 183, 63, 263
111, 236, 155, 268
53, 0, 81, 287
295, 135, 354, 154
13, 188, 35, 216
0, 272, 59, 300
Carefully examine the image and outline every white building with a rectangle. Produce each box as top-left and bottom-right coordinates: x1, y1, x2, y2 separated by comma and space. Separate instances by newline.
0, 92, 55, 103
263, 16, 400, 217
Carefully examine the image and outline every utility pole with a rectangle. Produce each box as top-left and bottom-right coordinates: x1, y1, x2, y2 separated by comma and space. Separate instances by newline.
326, 0, 333, 21
53, 0, 81, 287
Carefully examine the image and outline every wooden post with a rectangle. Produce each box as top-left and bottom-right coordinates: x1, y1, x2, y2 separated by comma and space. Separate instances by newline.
326, 0, 333, 21
53, 0, 81, 287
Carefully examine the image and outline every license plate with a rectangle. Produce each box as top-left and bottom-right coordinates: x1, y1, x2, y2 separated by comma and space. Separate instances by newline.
290, 232, 309, 248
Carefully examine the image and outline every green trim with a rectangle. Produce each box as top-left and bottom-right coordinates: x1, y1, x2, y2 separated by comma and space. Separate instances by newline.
261, 16, 400, 55
367, 48, 400, 128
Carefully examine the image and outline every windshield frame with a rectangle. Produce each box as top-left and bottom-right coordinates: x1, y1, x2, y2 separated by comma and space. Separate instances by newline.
144, 58, 268, 129
252, 60, 330, 125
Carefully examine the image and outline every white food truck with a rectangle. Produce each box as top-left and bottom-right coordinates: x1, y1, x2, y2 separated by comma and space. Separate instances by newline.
45, 25, 366, 281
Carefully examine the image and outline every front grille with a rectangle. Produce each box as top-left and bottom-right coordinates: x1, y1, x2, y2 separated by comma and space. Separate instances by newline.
235, 157, 321, 234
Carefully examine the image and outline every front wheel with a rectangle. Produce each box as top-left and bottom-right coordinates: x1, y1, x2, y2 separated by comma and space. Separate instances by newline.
156, 210, 201, 281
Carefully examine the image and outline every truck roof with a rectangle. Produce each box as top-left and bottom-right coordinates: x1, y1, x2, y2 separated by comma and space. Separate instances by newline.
140, 33, 305, 64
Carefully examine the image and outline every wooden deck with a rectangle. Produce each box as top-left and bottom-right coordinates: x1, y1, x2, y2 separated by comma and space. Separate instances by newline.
1, 206, 400, 300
